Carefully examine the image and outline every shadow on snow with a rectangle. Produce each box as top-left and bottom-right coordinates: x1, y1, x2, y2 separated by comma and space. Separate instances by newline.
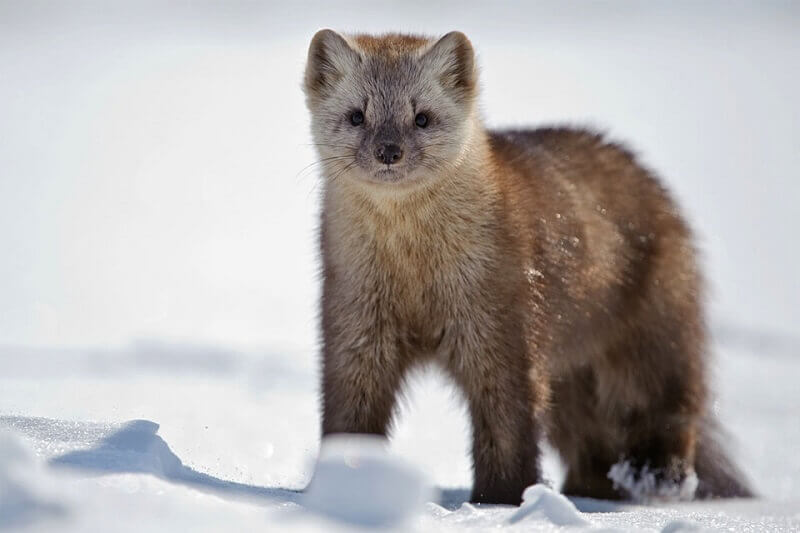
43, 418, 624, 513
49, 419, 302, 505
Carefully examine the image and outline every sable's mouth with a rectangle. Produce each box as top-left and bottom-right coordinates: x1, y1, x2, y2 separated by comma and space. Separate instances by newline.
371, 167, 406, 183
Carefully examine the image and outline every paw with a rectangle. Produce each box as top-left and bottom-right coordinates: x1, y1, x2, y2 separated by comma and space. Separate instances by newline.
607, 458, 698, 502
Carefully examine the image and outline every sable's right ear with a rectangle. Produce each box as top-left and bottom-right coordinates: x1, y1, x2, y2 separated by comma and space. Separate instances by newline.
304, 29, 360, 99
423, 31, 477, 103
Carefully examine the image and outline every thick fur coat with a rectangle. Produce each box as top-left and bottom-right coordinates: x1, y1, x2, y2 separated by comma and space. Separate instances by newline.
303, 30, 752, 504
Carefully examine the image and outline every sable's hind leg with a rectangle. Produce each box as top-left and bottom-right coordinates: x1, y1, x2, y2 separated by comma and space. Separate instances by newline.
554, 376, 700, 500
610, 409, 699, 500
603, 239, 707, 500
552, 317, 705, 500
562, 460, 621, 500
555, 221, 708, 500
548, 366, 623, 499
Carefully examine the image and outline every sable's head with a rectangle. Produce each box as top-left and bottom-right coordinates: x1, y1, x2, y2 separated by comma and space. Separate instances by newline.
303, 30, 478, 187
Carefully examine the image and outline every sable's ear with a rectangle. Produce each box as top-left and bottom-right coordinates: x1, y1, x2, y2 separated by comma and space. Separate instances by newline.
423, 31, 477, 102
304, 29, 360, 99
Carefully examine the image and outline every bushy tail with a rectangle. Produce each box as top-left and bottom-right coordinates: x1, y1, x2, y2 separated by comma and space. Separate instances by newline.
694, 417, 754, 499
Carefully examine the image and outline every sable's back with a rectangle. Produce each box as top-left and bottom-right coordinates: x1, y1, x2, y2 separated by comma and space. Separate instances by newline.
485, 126, 702, 362
488, 127, 691, 242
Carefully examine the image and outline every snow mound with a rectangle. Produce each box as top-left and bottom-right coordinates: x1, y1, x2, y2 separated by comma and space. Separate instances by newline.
661, 520, 704, 532
0, 431, 67, 529
608, 460, 698, 503
303, 434, 431, 527
508, 484, 591, 527
50, 419, 183, 477
31, 416, 300, 504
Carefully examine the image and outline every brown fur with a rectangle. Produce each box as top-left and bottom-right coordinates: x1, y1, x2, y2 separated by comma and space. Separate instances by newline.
304, 30, 752, 505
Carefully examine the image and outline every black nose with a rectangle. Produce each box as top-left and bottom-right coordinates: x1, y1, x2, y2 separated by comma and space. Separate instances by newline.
375, 143, 404, 165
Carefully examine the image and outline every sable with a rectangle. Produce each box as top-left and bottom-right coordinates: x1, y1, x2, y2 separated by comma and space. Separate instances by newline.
303, 30, 752, 505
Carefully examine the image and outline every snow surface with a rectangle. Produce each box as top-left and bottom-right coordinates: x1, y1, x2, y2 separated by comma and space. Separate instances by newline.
2, 342, 799, 531
1, 2, 799, 531
303, 435, 431, 527
509, 485, 590, 526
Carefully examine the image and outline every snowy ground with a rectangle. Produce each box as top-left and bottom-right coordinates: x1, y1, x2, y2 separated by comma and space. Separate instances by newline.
2, 338, 800, 531
2, 2, 799, 531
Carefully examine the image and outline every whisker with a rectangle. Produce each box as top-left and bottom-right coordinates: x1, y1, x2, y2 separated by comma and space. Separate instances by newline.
330, 160, 359, 183
295, 155, 356, 180
304, 143, 360, 150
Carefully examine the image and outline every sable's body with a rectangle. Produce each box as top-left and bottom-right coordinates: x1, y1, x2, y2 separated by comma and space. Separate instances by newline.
305, 30, 752, 504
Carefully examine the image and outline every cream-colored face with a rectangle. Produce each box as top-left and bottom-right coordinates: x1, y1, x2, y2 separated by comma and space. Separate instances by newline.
304, 31, 478, 187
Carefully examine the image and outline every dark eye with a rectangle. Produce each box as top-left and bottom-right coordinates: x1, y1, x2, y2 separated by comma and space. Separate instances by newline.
415, 112, 429, 128
350, 110, 364, 126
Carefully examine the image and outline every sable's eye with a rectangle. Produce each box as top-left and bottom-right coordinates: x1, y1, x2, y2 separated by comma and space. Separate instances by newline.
350, 110, 364, 126
415, 112, 429, 128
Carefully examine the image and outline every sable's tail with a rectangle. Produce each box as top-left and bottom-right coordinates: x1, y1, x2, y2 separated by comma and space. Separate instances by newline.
694, 417, 754, 498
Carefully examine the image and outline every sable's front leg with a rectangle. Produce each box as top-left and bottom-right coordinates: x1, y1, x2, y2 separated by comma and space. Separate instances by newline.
467, 378, 542, 504
449, 331, 543, 505
321, 336, 406, 437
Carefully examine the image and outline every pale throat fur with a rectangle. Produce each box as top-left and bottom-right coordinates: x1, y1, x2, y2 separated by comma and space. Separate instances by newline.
321, 134, 509, 361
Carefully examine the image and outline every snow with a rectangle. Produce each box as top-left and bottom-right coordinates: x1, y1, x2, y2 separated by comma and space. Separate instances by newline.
2, 343, 799, 531
1, 1, 799, 532
303, 435, 431, 527
0, 434, 66, 530
509, 485, 590, 527
660, 520, 703, 533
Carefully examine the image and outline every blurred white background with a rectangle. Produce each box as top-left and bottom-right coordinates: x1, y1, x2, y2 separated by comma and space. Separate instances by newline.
1, 1, 798, 355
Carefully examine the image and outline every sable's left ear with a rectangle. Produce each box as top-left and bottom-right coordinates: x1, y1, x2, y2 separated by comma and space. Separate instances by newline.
423, 31, 477, 103
304, 29, 361, 101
